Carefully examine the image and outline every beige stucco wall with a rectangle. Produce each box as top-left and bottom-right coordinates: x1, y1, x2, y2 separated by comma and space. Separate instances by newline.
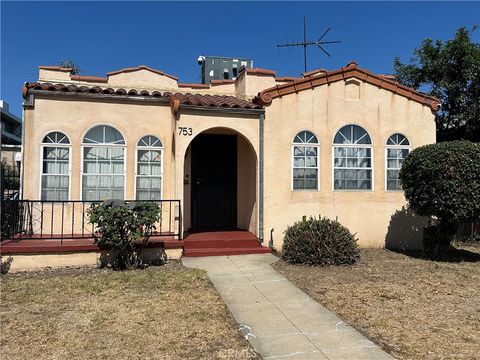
23, 97, 174, 201
263, 78, 436, 249
8, 248, 182, 272
21, 73, 436, 249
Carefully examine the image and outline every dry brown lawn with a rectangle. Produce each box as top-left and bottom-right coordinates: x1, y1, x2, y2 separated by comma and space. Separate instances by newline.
274, 245, 480, 360
1, 261, 257, 360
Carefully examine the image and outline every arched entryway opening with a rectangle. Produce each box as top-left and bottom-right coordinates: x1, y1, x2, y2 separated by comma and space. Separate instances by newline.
183, 127, 257, 233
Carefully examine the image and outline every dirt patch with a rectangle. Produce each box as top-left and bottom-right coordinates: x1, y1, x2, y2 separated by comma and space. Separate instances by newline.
1, 261, 258, 359
274, 246, 480, 360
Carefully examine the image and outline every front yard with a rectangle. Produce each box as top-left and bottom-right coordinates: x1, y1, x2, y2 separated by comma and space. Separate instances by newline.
274, 245, 480, 360
0, 261, 256, 360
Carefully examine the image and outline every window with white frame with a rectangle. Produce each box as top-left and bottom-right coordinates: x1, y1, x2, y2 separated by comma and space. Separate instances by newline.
82, 125, 125, 201
292, 131, 319, 190
41, 132, 70, 200
386, 133, 410, 190
136, 135, 163, 200
333, 125, 372, 190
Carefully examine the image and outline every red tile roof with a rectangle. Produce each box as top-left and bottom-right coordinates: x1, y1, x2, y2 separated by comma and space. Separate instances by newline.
254, 61, 441, 111
167, 92, 261, 109
22, 82, 261, 110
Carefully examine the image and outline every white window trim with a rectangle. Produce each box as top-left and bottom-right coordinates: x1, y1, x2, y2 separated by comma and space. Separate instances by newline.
291, 130, 320, 191
39, 137, 72, 201
385, 137, 410, 191
331, 124, 374, 192
80, 125, 127, 201
134, 136, 164, 200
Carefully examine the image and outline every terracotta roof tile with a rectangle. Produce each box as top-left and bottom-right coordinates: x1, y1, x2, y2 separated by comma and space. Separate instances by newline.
22, 82, 262, 110
254, 62, 441, 111
166, 93, 261, 109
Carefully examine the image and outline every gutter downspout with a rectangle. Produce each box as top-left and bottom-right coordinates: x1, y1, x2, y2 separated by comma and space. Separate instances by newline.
259, 111, 265, 244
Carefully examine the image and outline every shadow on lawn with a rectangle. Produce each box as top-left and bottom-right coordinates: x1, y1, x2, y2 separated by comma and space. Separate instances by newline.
385, 207, 480, 263
385, 207, 427, 251
392, 246, 480, 263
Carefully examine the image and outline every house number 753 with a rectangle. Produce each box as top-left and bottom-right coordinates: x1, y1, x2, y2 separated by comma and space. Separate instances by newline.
178, 127, 193, 136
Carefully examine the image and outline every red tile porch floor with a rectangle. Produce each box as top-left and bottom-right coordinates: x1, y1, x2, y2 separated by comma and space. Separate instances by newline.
0, 235, 182, 255
183, 231, 271, 257
1, 231, 270, 256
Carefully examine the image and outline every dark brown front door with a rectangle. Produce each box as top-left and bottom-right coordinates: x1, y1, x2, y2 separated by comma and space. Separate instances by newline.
191, 134, 237, 230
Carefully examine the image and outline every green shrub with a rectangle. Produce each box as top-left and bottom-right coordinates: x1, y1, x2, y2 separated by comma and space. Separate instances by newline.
400, 141, 480, 258
282, 216, 360, 266
88, 200, 161, 270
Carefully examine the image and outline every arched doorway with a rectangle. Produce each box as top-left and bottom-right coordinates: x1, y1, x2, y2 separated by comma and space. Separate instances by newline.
183, 128, 257, 232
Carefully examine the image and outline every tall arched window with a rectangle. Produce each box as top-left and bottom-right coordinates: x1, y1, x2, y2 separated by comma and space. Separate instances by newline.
41, 131, 70, 200
82, 125, 125, 200
386, 133, 410, 190
292, 131, 319, 190
136, 135, 163, 200
333, 125, 372, 190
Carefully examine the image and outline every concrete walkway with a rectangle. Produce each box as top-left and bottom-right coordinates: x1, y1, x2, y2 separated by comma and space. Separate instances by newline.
183, 254, 394, 360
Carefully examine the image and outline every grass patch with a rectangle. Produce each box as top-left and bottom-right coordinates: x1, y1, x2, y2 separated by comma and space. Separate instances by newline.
273, 245, 480, 360
1, 261, 255, 359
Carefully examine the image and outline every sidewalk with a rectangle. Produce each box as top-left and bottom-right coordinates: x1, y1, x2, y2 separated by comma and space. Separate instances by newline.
183, 254, 394, 360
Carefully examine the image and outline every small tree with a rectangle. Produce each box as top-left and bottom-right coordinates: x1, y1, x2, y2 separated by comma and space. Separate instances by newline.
88, 200, 161, 270
394, 26, 480, 142
399, 141, 480, 258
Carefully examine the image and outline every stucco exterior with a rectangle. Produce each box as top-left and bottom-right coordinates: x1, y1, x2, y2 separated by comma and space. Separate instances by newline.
20, 63, 438, 249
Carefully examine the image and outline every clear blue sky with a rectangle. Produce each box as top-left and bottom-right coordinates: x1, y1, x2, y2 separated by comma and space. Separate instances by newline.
1, 1, 479, 117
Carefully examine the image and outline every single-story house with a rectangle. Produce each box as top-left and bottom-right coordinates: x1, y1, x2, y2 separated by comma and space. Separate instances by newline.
3, 61, 439, 265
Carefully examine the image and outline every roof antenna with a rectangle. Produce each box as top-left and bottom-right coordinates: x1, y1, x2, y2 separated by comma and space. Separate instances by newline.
277, 16, 341, 73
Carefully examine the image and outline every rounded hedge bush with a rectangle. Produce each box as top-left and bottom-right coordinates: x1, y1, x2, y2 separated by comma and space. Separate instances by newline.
400, 141, 480, 223
282, 216, 360, 266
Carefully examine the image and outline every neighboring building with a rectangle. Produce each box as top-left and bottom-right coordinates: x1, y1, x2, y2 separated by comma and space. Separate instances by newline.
1, 100, 22, 166
19, 62, 439, 249
198, 55, 252, 83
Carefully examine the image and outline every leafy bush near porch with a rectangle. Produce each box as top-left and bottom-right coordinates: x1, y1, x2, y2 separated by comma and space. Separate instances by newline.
88, 200, 161, 270
400, 141, 480, 258
282, 216, 360, 266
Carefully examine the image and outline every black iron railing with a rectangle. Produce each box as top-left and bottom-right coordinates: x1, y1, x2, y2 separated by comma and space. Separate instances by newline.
0, 200, 182, 242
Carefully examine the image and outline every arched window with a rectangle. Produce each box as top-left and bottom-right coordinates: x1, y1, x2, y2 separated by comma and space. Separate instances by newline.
136, 135, 163, 200
333, 125, 372, 190
81, 125, 125, 200
41, 132, 70, 200
386, 133, 410, 190
292, 131, 319, 190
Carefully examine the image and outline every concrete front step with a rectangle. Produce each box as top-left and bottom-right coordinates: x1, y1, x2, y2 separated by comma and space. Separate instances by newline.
183, 247, 271, 257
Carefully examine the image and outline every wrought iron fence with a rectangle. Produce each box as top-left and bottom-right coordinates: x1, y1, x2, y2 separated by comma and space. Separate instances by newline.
0, 165, 20, 200
1, 199, 182, 242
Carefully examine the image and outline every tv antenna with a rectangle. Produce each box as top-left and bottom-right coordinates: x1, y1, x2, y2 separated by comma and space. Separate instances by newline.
277, 16, 341, 73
